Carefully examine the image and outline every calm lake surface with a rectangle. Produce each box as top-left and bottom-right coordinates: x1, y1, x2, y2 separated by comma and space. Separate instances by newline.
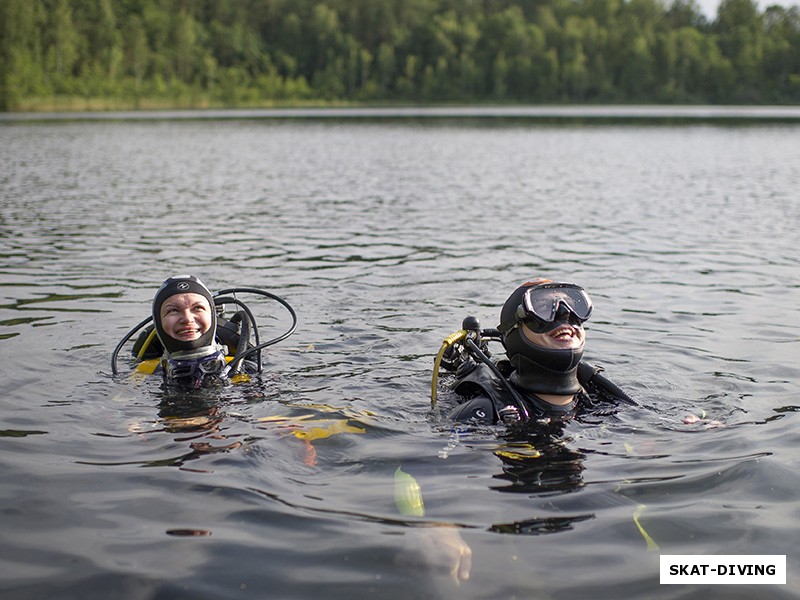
1, 110, 799, 599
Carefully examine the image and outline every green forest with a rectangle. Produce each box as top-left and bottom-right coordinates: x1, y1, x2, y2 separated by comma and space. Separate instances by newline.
1, 0, 799, 111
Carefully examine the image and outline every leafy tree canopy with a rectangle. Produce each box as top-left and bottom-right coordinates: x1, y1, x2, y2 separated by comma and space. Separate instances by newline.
1, 0, 799, 110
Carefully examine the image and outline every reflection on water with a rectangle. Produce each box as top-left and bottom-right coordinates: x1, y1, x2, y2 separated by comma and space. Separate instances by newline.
492, 438, 586, 495
1, 117, 799, 599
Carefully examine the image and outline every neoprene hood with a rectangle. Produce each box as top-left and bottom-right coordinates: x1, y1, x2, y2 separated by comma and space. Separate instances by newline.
499, 280, 586, 396
152, 275, 217, 355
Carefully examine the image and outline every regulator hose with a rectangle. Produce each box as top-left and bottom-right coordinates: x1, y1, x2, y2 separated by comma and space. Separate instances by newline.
462, 335, 531, 421
215, 288, 298, 376
431, 329, 468, 405
431, 323, 531, 421
111, 315, 154, 375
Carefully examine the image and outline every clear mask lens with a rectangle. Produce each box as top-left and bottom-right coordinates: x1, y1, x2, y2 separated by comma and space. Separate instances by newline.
519, 284, 592, 330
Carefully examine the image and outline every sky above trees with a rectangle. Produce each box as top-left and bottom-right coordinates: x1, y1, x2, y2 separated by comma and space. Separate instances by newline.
696, 0, 796, 16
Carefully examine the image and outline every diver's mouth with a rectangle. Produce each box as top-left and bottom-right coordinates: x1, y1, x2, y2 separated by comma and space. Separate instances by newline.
175, 327, 202, 339
548, 324, 580, 341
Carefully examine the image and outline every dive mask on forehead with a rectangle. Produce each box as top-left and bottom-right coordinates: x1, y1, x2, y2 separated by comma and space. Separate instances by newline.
500, 283, 593, 334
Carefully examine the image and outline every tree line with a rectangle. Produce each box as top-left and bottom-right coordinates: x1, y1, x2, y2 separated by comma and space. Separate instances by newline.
1, 0, 799, 111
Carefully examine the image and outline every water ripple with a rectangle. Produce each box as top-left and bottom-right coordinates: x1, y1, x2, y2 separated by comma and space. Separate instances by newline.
2, 120, 799, 599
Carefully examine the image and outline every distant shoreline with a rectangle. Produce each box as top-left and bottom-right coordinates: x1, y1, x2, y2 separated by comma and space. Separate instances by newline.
4, 105, 800, 123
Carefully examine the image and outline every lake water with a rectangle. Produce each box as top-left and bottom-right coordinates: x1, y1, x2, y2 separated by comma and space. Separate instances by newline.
1, 110, 799, 599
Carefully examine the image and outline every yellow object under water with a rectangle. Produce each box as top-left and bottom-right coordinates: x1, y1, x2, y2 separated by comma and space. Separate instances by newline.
255, 412, 368, 442
255, 410, 369, 467
633, 504, 659, 551
289, 420, 365, 441
495, 443, 542, 461
394, 467, 425, 517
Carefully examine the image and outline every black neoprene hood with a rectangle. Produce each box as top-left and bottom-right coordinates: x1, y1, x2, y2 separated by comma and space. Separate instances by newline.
151, 275, 217, 354
499, 280, 586, 395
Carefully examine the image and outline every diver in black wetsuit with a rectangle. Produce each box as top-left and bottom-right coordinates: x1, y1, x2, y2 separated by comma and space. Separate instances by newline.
112, 275, 297, 388
394, 279, 635, 584
434, 278, 633, 424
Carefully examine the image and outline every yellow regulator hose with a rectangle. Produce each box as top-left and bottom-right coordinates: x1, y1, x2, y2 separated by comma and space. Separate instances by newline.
431, 329, 467, 405
136, 328, 158, 359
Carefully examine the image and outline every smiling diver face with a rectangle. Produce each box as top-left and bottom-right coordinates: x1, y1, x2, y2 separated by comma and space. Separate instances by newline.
151, 275, 217, 354
520, 319, 585, 351
159, 293, 213, 343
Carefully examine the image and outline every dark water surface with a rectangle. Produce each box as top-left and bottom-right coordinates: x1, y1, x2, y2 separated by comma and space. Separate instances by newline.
1, 113, 799, 599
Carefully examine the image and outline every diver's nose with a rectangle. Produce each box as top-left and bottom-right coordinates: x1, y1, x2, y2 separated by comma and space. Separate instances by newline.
553, 301, 572, 320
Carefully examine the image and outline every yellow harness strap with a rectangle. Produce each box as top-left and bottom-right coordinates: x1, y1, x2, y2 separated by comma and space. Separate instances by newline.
135, 359, 160, 374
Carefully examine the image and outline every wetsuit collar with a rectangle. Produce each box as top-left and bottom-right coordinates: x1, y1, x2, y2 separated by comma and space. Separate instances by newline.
508, 353, 583, 396
510, 379, 579, 420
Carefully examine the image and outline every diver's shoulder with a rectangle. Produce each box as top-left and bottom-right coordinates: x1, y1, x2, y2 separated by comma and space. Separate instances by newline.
447, 394, 495, 423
